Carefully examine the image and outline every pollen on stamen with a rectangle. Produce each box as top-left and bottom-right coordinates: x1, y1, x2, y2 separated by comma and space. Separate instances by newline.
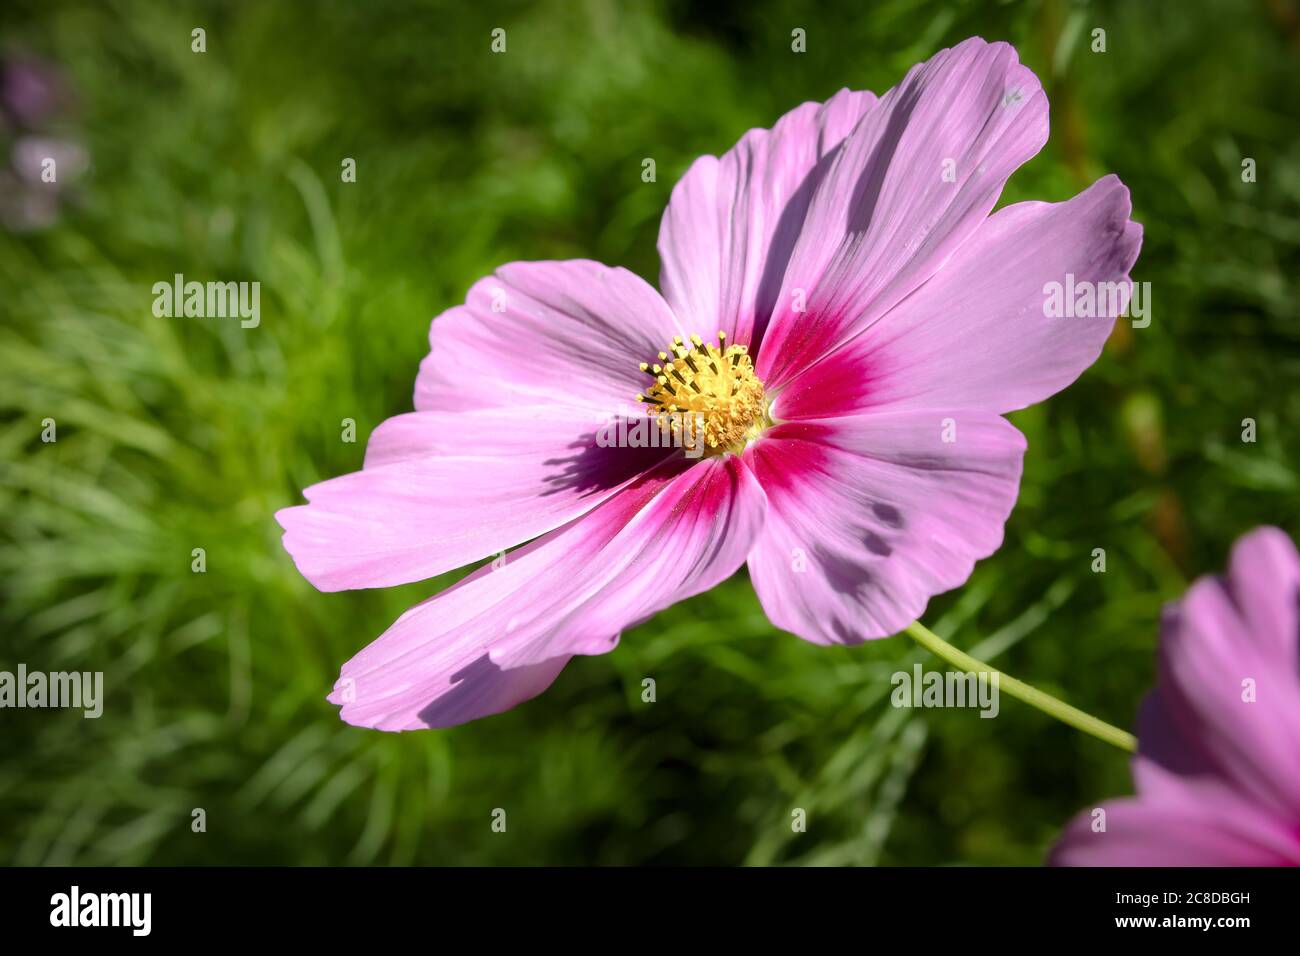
634, 330, 770, 455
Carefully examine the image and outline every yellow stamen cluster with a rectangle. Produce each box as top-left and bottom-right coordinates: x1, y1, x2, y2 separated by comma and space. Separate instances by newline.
635, 331, 770, 455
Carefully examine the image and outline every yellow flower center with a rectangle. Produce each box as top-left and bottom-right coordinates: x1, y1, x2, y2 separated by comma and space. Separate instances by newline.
635, 331, 770, 456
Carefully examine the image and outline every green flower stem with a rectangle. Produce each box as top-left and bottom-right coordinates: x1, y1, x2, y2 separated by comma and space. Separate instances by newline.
902, 620, 1137, 754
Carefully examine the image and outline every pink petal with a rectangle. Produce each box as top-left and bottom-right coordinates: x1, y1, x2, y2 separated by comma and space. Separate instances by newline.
277, 406, 671, 591
743, 411, 1024, 643
328, 454, 767, 730
1225, 526, 1300, 672
773, 176, 1143, 420
415, 259, 687, 414
1135, 528, 1300, 821
757, 37, 1049, 388
657, 88, 876, 350
1056, 528, 1300, 867
1050, 781, 1300, 866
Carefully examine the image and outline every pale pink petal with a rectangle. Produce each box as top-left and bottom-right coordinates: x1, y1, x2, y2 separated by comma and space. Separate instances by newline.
657, 88, 876, 350
1134, 528, 1300, 821
1050, 781, 1300, 866
758, 37, 1049, 388
415, 259, 687, 414
277, 406, 671, 591
743, 411, 1024, 644
328, 455, 767, 730
773, 176, 1143, 421
1224, 526, 1300, 672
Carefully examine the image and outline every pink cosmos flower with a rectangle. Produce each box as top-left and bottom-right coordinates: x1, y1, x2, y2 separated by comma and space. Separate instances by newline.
277, 37, 1142, 730
1051, 527, 1300, 866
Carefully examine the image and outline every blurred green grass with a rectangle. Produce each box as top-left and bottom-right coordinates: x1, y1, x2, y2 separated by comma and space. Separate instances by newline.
1, 0, 1298, 865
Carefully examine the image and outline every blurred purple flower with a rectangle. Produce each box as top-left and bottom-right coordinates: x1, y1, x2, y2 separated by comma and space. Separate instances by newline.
2, 56, 71, 128
11, 135, 88, 186
0, 54, 85, 232
1052, 526, 1300, 866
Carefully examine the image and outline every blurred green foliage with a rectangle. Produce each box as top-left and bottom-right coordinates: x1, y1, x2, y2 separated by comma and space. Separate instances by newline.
1, 0, 1297, 865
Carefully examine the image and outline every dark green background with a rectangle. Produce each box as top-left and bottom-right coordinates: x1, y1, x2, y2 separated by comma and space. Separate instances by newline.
2, 0, 1297, 864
